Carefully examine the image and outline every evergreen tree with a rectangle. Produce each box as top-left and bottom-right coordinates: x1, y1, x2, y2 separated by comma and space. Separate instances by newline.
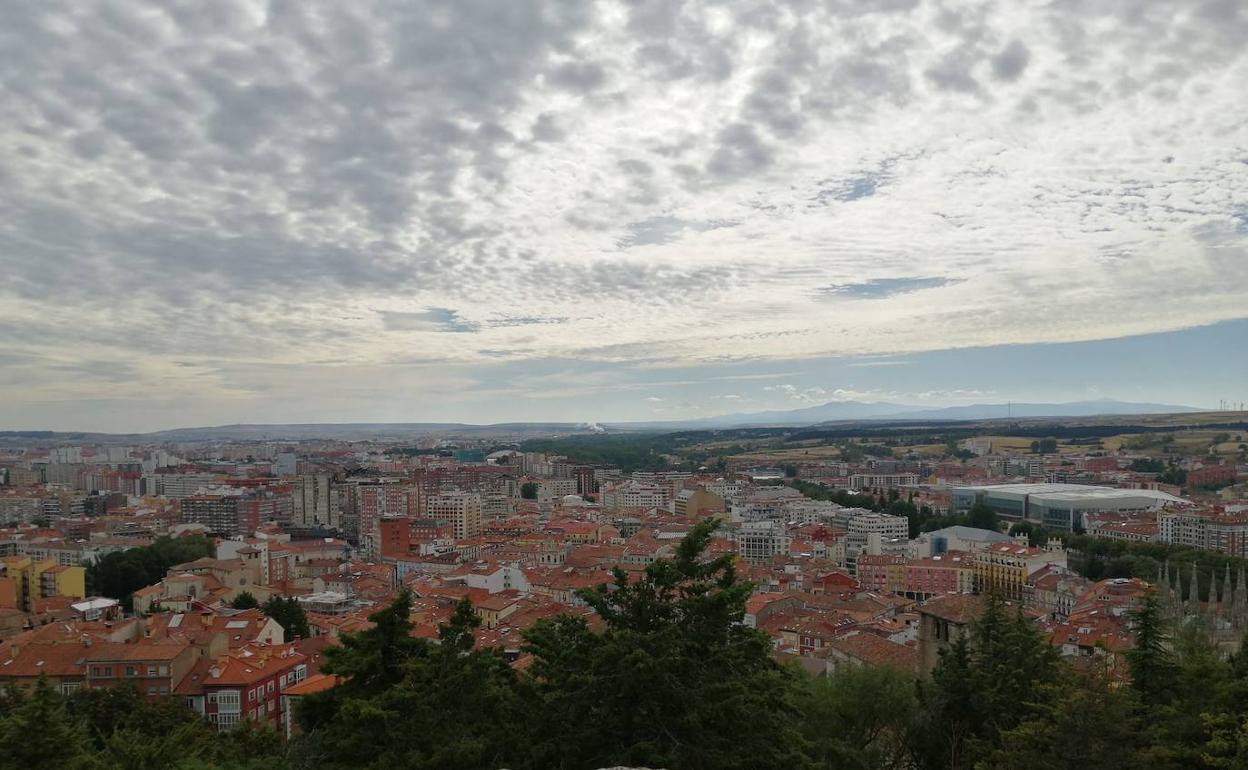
262, 596, 311, 642
0, 676, 94, 770
800, 664, 915, 769
1126, 589, 1177, 706
522, 516, 807, 770
914, 593, 1061, 769
229, 591, 260, 610
297, 592, 525, 770
977, 670, 1140, 770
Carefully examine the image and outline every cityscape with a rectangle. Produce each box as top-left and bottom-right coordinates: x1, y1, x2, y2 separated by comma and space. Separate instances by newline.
2, 0, 1247, 769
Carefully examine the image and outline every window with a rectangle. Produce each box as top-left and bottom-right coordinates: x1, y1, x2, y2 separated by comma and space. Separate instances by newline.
125, 666, 136, 677
60, 682, 81, 695
147, 686, 157, 695
215, 690, 240, 712
147, 665, 157, 677
267, 681, 274, 694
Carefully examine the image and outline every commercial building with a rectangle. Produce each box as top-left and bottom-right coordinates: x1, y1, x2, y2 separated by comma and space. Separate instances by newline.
951, 483, 1186, 531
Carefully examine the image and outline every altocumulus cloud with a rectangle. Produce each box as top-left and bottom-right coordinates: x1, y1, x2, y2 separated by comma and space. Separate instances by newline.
0, 0, 1245, 430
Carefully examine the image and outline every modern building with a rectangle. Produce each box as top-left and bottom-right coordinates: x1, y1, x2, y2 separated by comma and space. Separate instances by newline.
951, 483, 1187, 531
849, 473, 919, 491
1160, 506, 1248, 557
735, 521, 792, 565
427, 492, 483, 539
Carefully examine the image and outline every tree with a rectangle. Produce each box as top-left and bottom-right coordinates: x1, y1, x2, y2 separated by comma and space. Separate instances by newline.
977, 671, 1140, 770
1204, 714, 1248, 769
1030, 438, 1058, 455
230, 591, 259, 610
522, 517, 807, 770
298, 593, 525, 770
1126, 589, 1177, 706
0, 676, 94, 769
800, 664, 915, 769
262, 596, 310, 642
914, 593, 1061, 769
966, 502, 1000, 532
520, 481, 539, 500
86, 535, 215, 610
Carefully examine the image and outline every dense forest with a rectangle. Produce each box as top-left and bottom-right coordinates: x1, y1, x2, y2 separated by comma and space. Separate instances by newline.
8, 519, 1248, 769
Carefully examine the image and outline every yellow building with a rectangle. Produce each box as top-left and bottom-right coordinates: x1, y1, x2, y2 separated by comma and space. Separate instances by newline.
0, 555, 86, 611
973, 542, 1067, 603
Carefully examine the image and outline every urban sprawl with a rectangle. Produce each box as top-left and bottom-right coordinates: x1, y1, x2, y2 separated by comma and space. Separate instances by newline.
0, 428, 1245, 738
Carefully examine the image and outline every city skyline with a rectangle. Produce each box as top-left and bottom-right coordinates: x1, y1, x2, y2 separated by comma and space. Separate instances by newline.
2, 1, 1246, 431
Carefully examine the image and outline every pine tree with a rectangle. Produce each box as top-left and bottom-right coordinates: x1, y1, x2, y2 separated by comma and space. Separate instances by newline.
1126, 589, 1177, 705
522, 516, 807, 770
229, 591, 259, 610
0, 676, 94, 770
261, 596, 311, 642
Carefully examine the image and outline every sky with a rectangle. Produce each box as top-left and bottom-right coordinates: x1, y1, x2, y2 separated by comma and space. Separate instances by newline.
1, 0, 1246, 433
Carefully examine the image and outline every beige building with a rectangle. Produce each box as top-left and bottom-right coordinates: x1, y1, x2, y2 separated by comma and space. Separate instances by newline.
427, 492, 483, 539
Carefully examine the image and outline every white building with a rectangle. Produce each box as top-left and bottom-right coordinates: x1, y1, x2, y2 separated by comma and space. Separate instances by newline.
735, 521, 792, 566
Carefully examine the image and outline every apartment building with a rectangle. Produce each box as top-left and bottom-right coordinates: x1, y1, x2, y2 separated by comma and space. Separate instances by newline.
428, 492, 483, 539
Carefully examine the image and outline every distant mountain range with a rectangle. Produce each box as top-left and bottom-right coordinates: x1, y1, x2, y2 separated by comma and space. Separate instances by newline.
0, 399, 1204, 443
612, 399, 1201, 430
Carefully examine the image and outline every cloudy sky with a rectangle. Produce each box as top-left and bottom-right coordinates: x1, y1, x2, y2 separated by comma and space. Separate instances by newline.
1, 0, 1246, 432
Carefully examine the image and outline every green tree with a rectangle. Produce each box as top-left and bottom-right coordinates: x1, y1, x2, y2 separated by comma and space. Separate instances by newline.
262, 596, 310, 642
914, 593, 1061, 769
298, 593, 525, 770
800, 664, 915, 769
977, 670, 1140, 770
1204, 714, 1248, 769
966, 502, 1000, 532
1126, 589, 1177, 706
1030, 438, 1059, 454
229, 591, 260, 610
520, 481, 539, 499
522, 517, 807, 770
87, 535, 215, 610
0, 676, 94, 770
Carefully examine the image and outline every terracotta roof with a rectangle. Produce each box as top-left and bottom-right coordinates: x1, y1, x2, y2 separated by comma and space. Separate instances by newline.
283, 672, 339, 696
827, 633, 918, 673
918, 594, 985, 625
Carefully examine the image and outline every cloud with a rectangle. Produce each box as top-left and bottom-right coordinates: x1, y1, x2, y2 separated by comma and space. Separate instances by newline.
0, 0, 1245, 429
990, 40, 1031, 81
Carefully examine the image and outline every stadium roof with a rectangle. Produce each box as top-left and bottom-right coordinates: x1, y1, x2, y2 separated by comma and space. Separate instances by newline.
957, 483, 1189, 506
